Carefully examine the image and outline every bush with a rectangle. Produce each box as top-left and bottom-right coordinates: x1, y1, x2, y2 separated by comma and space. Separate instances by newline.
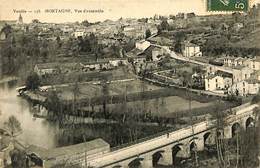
251, 94, 260, 104
25, 72, 40, 90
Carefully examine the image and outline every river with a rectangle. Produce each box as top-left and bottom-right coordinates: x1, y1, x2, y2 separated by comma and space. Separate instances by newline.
0, 81, 59, 149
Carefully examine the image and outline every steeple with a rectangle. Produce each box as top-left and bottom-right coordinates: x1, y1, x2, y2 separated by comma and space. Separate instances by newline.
18, 14, 23, 24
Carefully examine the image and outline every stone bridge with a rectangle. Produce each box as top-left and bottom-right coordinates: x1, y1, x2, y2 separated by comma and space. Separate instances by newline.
86, 103, 258, 168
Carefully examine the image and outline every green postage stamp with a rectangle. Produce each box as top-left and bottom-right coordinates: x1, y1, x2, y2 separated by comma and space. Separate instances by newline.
207, 0, 249, 12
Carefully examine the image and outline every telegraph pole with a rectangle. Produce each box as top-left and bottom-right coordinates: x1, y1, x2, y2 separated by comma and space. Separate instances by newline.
187, 82, 198, 167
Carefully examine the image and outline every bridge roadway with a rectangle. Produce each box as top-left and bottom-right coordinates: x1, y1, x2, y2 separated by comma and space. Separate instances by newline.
87, 103, 258, 168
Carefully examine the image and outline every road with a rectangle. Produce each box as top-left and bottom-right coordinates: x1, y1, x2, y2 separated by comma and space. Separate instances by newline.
152, 44, 233, 74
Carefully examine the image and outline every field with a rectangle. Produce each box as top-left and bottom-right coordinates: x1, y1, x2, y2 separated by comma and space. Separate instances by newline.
52, 79, 162, 101
85, 95, 213, 117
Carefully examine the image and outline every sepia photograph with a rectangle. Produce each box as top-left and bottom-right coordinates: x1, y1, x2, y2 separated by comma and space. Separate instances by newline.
0, 0, 260, 167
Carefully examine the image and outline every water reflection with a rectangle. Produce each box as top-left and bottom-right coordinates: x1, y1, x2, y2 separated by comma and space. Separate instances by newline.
0, 82, 58, 149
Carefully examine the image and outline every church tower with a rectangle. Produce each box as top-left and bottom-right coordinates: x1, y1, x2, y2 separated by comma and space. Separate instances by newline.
17, 14, 23, 24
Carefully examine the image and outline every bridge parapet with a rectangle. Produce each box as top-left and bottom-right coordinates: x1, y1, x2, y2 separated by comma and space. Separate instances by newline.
225, 103, 258, 124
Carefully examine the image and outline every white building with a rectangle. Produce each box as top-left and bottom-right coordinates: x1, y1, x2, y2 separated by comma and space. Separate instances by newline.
205, 75, 225, 91
232, 66, 254, 83
245, 57, 260, 71
183, 42, 202, 57
109, 58, 128, 67
223, 56, 260, 71
73, 30, 85, 38
229, 79, 259, 96
34, 63, 59, 76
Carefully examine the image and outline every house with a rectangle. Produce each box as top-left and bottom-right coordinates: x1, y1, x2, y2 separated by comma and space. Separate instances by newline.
81, 60, 111, 71
223, 56, 260, 71
233, 23, 244, 31
182, 42, 202, 57
73, 29, 85, 38
215, 70, 233, 89
109, 58, 128, 67
246, 57, 260, 71
224, 56, 248, 67
229, 79, 259, 96
135, 39, 151, 51
138, 45, 165, 61
251, 70, 260, 81
26, 138, 110, 168
34, 63, 82, 76
205, 74, 225, 91
232, 66, 254, 83
247, 79, 259, 95
34, 63, 60, 76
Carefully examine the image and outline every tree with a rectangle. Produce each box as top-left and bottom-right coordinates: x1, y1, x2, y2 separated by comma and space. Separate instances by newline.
56, 36, 62, 48
1, 24, 12, 38
174, 31, 186, 53
32, 19, 40, 24
4, 115, 22, 137
251, 94, 260, 104
45, 90, 61, 113
145, 29, 151, 39
157, 25, 162, 34
10, 149, 27, 168
174, 41, 182, 53
25, 72, 40, 90
101, 77, 110, 118
160, 20, 169, 31
82, 20, 92, 27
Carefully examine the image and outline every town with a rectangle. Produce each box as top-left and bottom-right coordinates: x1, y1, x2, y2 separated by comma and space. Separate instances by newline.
0, 2, 260, 168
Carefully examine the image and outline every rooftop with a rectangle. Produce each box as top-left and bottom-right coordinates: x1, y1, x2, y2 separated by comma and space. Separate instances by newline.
26, 138, 109, 160
216, 70, 233, 78
205, 74, 219, 80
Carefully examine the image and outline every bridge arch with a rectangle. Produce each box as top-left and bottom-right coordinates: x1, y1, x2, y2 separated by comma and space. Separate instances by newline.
203, 132, 211, 146
152, 150, 164, 166
231, 122, 241, 138
171, 144, 183, 166
189, 141, 198, 158
245, 117, 254, 129
128, 158, 143, 168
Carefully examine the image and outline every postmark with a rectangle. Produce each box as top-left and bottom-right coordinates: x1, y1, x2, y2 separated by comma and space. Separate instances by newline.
207, 0, 249, 12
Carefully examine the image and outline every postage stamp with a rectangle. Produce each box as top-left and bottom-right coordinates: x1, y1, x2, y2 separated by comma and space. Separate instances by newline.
207, 0, 249, 12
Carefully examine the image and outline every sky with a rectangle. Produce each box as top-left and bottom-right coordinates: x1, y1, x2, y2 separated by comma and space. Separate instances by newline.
0, 0, 260, 23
